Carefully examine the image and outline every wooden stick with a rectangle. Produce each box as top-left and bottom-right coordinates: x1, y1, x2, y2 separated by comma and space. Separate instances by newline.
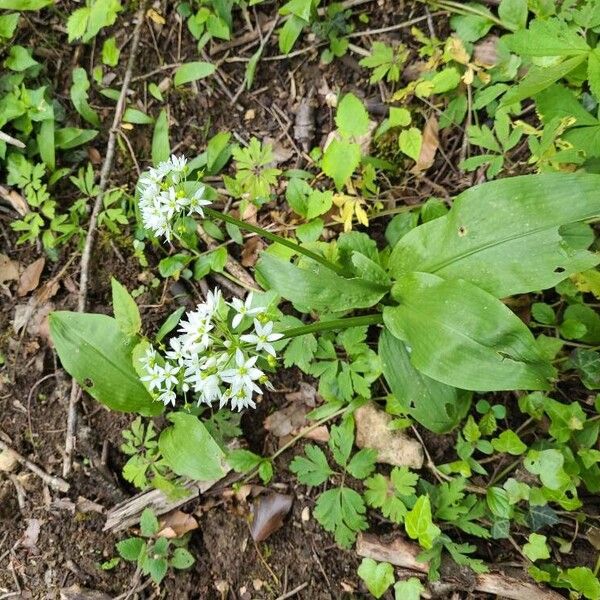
63, 4, 147, 479
0, 439, 69, 493
356, 534, 564, 600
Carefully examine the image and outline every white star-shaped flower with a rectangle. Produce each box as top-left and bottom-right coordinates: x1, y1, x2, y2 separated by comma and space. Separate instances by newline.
241, 320, 283, 357
230, 293, 262, 328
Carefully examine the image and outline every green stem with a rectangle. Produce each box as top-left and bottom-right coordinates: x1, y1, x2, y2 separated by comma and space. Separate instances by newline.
204, 207, 344, 275
422, 0, 511, 30
282, 314, 384, 339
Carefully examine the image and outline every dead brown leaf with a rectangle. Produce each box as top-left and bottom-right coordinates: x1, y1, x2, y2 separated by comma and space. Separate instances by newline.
412, 116, 439, 174
87, 147, 102, 164
241, 236, 265, 268
0, 254, 20, 284
17, 257, 45, 297
474, 35, 500, 67
250, 492, 293, 542
158, 509, 198, 538
20, 518, 41, 550
0, 184, 29, 216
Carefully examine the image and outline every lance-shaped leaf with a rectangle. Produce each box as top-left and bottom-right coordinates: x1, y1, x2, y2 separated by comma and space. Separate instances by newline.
49, 312, 162, 416
389, 174, 600, 298
383, 273, 556, 392
256, 253, 387, 312
378, 329, 471, 433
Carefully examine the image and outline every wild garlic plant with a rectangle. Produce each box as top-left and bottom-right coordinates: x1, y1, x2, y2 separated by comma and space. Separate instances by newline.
139, 289, 282, 411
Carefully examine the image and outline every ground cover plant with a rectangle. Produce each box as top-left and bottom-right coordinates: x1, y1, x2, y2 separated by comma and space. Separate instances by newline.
3, 0, 600, 598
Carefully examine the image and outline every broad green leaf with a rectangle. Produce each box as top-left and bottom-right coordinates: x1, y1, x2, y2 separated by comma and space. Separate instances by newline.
559, 568, 600, 600
383, 273, 556, 392
228, 449, 262, 473
278, 15, 304, 54
404, 495, 441, 549
152, 109, 170, 165
0, 13, 19, 38
279, 0, 313, 21
450, 2, 493, 42
498, 0, 527, 30
501, 54, 587, 106
116, 537, 144, 561
159, 412, 226, 480
0, 0, 52, 9
505, 18, 590, 57
70, 67, 100, 126
322, 138, 361, 190
123, 108, 153, 125
357, 558, 394, 599
171, 548, 195, 569
379, 329, 471, 433
173, 61, 216, 86
256, 253, 387, 312
394, 578, 424, 600
102, 36, 120, 67
388, 174, 600, 298
588, 48, 600, 102
491, 430, 527, 455
82, 0, 121, 43
335, 93, 369, 138
140, 508, 159, 536
155, 307, 185, 343
67, 7, 89, 42
55, 127, 98, 149
399, 127, 422, 160
4, 45, 38, 71
49, 312, 161, 416
37, 118, 55, 171
111, 278, 141, 337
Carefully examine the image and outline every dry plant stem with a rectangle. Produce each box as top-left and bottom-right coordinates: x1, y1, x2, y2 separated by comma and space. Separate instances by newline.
356, 534, 564, 600
63, 4, 147, 479
0, 439, 70, 492
0, 130, 25, 148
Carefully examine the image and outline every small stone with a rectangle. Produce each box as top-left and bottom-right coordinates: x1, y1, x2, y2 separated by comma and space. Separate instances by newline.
301, 506, 310, 523
244, 109, 255, 121
0, 448, 19, 473
355, 403, 423, 469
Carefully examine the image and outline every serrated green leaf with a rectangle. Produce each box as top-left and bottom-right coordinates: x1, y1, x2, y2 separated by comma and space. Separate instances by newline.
314, 487, 368, 548
117, 537, 145, 561
140, 508, 159, 536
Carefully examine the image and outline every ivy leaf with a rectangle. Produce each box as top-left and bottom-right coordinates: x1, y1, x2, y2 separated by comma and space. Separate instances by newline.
559, 567, 600, 599
393, 578, 425, 600
524, 449, 570, 490
523, 533, 550, 562
544, 400, 586, 442
404, 495, 441, 549
290, 445, 333, 486
491, 430, 527, 455
314, 487, 368, 548
357, 558, 395, 598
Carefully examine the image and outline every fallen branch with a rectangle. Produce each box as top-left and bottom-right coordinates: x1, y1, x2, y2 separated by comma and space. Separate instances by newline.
0, 439, 69, 493
63, 4, 147, 479
0, 130, 26, 149
104, 472, 230, 532
356, 533, 564, 600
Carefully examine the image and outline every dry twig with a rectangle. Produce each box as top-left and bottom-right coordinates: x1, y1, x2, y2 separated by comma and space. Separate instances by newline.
63, 4, 147, 478
0, 439, 69, 493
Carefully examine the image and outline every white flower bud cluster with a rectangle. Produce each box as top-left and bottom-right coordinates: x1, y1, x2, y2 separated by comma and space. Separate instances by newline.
138, 155, 211, 241
139, 290, 284, 411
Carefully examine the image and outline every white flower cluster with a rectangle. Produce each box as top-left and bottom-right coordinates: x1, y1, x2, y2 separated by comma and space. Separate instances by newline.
139, 290, 284, 411
138, 155, 211, 241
